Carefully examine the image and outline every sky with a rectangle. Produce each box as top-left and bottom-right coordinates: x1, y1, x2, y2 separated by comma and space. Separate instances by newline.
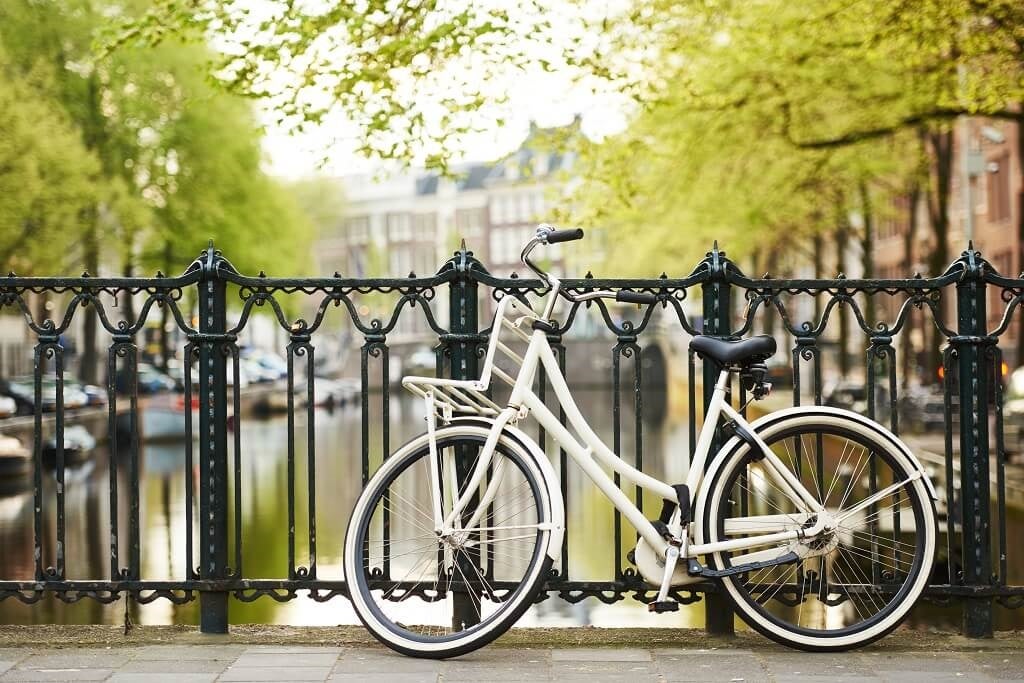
256, 3, 635, 180
259, 70, 632, 180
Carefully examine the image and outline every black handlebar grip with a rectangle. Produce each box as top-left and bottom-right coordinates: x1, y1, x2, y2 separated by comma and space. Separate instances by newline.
616, 290, 658, 305
546, 228, 584, 244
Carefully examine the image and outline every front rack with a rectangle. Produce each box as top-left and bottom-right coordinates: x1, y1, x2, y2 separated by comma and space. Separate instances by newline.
403, 295, 537, 423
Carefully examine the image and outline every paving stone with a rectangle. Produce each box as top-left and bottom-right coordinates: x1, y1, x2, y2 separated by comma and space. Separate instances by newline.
866, 652, 979, 673
441, 659, 550, 681
219, 666, 332, 681
968, 654, 1024, 680
244, 646, 344, 654
232, 653, 339, 667
130, 644, 246, 660
0, 665, 12, 677
335, 650, 441, 674
16, 650, 130, 669
877, 674, 991, 683
108, 675, 218, 683
0, 669, 113, 682
551, 648, 652, 662
551, 660, 661, 681
653, 648, 757, 657
658, 652, 768, 682
761, 652, 878, 677
328, 674, 437, 683
120, 659, 228, 673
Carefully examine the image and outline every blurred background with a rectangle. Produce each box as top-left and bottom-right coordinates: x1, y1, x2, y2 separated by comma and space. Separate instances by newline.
0, 0, 1023, 629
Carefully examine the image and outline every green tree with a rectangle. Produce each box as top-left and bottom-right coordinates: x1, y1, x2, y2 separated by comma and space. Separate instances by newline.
110, 0, 572, 172
0, 40, 102, 273
0, 0, 313, 378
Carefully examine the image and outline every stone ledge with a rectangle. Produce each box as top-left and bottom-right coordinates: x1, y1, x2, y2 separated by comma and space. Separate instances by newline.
0, 625, 1021, 652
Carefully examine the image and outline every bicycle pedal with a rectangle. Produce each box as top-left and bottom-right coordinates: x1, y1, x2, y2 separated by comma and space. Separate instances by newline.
648, 600, 679, 613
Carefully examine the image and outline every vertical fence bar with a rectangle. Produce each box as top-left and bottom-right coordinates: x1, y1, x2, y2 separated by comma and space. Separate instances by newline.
700, 243, 734, 636
448, 246, 481, 629
953, 247, 993, 638
196, 244, 231, 633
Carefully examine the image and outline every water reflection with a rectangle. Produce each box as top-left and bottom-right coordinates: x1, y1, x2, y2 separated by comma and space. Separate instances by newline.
0, 386, 1020, 630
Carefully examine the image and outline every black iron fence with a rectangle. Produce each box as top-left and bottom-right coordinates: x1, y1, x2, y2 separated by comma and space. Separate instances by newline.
0, 241, 1022, 637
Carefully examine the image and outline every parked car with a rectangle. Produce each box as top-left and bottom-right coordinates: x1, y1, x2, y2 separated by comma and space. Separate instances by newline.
405, 346, 438, 377
115, 363, 178, 395
0, 379, 34, 415
62, 375, 107, 407
824, 381, 868, 414
0, 395, 17, 418
240, 348, 288, 381
1003, 367, 1024, 451
0, 376, 88, 412
898, 383, 949, 434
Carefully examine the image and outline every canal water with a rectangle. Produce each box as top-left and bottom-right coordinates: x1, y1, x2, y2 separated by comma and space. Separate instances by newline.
1, 386, 1022, 630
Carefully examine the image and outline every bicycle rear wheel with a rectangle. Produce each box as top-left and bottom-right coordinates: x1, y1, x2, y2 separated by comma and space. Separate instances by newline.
343, 426, 555, 658
702, 411, 936, 651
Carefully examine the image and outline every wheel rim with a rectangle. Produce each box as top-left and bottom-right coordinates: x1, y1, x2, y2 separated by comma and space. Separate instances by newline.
352, 434, 547, 644
710, 424, 930, 639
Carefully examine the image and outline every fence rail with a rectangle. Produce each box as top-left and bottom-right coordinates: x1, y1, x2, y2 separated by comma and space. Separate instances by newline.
0, 241, 1022, 638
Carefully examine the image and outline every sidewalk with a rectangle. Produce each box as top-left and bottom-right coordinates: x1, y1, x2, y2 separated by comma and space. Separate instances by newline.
0, 626, 1021, 682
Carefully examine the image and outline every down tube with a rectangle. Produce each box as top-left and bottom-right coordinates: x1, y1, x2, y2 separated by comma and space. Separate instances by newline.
520, 391, 671, 558
534, 339, 678, 502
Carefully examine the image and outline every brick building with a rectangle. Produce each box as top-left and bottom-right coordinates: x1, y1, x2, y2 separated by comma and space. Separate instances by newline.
873, 118, 1023, 369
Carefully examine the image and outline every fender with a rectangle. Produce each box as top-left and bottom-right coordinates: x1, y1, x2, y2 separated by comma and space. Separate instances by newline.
692, 405, 938, 547
450, 417, 566, 561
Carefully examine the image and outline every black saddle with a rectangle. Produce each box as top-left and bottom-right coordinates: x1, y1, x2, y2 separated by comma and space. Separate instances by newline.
690, 335, 776, 366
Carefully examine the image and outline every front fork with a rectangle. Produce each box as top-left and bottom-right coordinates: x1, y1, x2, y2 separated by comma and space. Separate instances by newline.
425, 391, 513, 540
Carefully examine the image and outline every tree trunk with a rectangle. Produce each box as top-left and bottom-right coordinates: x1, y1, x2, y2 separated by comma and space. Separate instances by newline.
924, 127, 955, 385
835, 205, 851, 379
159, 240, 172, 371
78, 218, 100, 384
1016, 105, 1024, 368
902, 179, 921, 388
859, 179, 876, 328
121, 235, 136, 328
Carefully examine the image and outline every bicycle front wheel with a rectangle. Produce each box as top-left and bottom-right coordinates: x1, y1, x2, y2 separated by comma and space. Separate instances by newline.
343, 425, 555, 658
702, 410, 936, 651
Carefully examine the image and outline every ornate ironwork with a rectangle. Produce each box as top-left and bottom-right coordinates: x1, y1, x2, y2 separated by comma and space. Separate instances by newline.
0, 240, 1020, 637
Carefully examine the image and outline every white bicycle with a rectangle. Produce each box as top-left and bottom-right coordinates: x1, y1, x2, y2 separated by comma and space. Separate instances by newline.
343, 226, 937, 656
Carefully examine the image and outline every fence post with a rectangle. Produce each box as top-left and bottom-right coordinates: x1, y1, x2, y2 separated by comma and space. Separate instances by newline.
953, 245, 994, 638
196, 243, 231, 633
447, 243, 483, 629
701, 242, 735, 636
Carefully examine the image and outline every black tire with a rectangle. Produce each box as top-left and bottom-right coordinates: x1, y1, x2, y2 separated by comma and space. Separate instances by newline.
343, 427, 555, 658
701, 414, 936, 651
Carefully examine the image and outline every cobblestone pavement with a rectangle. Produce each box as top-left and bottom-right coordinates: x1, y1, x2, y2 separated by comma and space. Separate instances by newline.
0, 643, 1022, 682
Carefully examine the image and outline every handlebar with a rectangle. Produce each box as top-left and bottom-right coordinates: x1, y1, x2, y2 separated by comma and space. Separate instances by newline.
521, 224, 659, 313
545, 228, 584, 244
616, 290, 658, 305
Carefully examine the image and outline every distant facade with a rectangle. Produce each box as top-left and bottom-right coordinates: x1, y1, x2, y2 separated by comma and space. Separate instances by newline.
873, 117, 1023, 368
313, 120, 581, 340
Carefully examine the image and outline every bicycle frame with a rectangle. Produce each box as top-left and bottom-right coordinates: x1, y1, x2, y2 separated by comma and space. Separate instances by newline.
407, 287, 828, 568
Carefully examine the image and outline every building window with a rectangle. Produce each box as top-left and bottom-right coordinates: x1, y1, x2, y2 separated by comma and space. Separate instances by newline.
412, 213, 436, 242
987, 153, 1011, 222
456, 208, 485, 238
345, 216, 370, 244
386, 213, 412, 242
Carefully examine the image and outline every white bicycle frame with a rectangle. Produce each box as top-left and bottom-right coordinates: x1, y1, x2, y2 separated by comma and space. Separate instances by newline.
403, 240, 832, 568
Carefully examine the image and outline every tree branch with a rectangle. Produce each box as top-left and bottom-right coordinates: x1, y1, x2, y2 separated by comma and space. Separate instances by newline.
781, 104, 1023, 150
